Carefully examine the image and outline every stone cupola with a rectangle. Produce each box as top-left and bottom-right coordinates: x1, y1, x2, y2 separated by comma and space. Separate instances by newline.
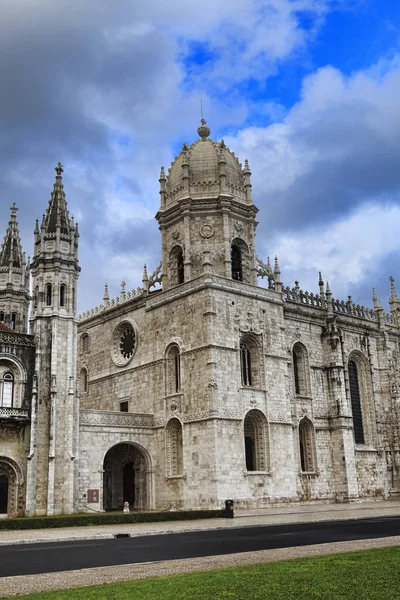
156, 120, 258, 290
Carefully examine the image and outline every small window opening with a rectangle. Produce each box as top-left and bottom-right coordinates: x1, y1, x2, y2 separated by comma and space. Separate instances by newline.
80, 368, 88, 394
120, 401, 129, 412
46, 283, 52, 306
177, 250, 184, 284
82, 334, 89, 353
0, 312, 4, 322
11, 313, 17, 330
60, 284, 66, 307
231, 244, 243, 281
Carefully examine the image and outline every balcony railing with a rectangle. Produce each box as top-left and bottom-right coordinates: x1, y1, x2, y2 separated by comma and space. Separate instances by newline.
0, 407, 30, 422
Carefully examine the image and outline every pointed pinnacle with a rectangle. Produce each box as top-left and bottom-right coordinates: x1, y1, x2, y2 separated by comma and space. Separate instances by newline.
390, 276, 397, 300
142, 264, 148, 281
55, 162, 64, 178
274, 255, 280, 274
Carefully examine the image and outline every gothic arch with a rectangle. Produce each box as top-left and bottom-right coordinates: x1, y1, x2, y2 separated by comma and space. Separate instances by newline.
292, 342, 311, 396
298, 417, 317, 473
165, 343, 182, 395
0, 357, 27, 408
240, 334, 263, 388
169, 245, 185, 287
80, 367, 88, 394
102, 442, 152, 511
231, 238, 250, 283
347, 350, 374, 446
243, 409, 270, 472
0, 456, 24, 516
165, 417, 183, 477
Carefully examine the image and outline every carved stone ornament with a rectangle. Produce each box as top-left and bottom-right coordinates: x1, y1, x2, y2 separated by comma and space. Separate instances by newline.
172, 230, 180, 240
234, 221, 244, 233
200, 223, 214, 239
111, 320, 137, 367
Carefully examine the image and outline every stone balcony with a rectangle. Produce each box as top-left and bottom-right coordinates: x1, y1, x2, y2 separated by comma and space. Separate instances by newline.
0, 406, 30, 424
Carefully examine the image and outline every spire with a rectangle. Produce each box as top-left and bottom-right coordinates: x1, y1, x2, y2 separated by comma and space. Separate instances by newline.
103, 283, 110, 307
0, 203, 24, 269
43, 162, 71, 234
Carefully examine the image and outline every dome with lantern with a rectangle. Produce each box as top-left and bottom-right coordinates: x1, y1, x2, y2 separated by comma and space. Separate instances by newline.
162, 120, 251, 205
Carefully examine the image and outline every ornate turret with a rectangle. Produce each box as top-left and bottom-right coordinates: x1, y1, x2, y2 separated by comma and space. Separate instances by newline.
156, 120, 258, 290
0, 203, 30, 332
26, 164, 80, 517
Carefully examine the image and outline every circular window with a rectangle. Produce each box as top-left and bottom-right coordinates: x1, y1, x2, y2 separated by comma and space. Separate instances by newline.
111, 321, 137, 366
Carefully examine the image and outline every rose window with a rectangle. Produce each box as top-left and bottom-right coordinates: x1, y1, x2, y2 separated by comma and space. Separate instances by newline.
111, 320, 137, 366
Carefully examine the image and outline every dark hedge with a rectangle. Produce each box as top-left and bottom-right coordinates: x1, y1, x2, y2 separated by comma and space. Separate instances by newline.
0, 509, 228, 530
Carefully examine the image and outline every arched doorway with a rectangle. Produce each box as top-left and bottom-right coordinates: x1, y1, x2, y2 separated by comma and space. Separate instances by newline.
0, 475, 8, 514
103, 443, 149, 511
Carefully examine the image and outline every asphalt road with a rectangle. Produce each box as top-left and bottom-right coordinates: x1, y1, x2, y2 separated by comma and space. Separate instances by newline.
1, 516, 399, 578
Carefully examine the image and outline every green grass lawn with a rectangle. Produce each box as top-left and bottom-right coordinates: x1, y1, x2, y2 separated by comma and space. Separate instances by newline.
4, 547, 400, 600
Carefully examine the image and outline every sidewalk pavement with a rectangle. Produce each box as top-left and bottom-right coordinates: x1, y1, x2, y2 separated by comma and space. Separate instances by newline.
1, 498, 400, 546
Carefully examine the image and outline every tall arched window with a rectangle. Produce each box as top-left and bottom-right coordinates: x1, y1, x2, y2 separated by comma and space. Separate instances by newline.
292, 343, 309, 396
46, 283, 52, 306
348, 359, 365, 444
299, 418, 316, 472
1, 373, 14, 408
80, 367, 88, 394
166, 418, 183, 476
244, 410, 269, 472
240, 335, 261, 388
231, 244, 243, 281
0, 312, 4, 322
11, 313, 16, 330
169, 246, 184, 286
82, 334, 89, 353
167, 345, 181, 394
60, 284, 66, 308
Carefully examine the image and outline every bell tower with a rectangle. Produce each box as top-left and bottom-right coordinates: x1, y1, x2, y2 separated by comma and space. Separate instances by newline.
156, 120, 258, 290
0, 203, 30, 333
26, 163, 80, 516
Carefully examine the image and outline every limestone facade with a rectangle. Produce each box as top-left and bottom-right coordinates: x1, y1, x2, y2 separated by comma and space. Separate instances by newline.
1, 122, 400, 515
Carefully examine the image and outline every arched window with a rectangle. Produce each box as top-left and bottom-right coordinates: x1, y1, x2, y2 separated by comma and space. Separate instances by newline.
292, 343, 309, 396
231, 238, 249, 283
0, 312, 4, 322
80, 367, 88, 394
1, 373, 14, 408
60, 284, 66, 308
231, 244, 243, 281
169, 246, 184, 287
72, 287, 76, 312
166, 418, 183, 476
240, 335, 261, 388
348, 359, 365, 444
11, 313, 16, 330
46, 283, 52, 306
82, 334, 89, 353
244, 410, 269, 472
299, 418, 316, 472
241, 343, 252, 386
167, 345, 181, 394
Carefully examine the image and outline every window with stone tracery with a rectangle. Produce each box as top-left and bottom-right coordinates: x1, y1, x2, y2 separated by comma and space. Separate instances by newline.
244, 410, 269, 472
293, 343, 310, 396
167, 344, 181, 394
348, 359, 365, 444
240, 335, 261, 388
231, 238, 250, 283
166, 418, 183, 476
299, 417, 316, 472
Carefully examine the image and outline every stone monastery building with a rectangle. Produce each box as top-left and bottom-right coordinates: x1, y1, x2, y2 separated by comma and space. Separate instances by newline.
1, 120, 400, 517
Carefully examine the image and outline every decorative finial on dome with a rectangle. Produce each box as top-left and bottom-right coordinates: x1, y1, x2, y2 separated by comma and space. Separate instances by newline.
197, 118, 211, 139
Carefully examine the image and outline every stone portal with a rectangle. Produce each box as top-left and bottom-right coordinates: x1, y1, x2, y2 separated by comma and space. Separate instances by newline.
103, 443, 148, 511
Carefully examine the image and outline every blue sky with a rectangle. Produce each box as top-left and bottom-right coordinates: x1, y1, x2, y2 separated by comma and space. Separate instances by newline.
1, 0, 400, 313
